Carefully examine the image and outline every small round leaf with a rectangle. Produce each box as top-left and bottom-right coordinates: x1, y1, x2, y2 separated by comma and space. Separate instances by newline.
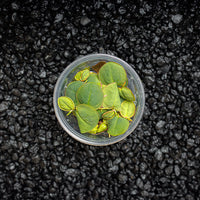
120, 101, 136, 119
119, 87, 135, 101
98, 62, 127, 86
102, 110, 115, 120
58, 96, 75, 111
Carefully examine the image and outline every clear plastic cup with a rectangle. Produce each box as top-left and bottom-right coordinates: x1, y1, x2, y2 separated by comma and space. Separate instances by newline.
53, 54, 145, 146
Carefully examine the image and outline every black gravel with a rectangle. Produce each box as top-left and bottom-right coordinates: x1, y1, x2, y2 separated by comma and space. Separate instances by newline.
0, 0, 200, 199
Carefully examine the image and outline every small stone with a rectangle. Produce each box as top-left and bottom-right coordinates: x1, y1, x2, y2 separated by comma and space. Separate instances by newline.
54, 13, 63, 23
80, 16, 91, 26
118, 174, 128, 184
11, 2, 19, 10
136, 178, 144, 189
156, 121, 166, 130
64, 51, 69, 58
39, 71, 46, 78
165, 166, 173, 175
32, 155, 40, 164
157, 56, 166, 66
155, 150, 163, 161
174, 165, 180, 176
21, 93, 28, 100
12, 89, 21, 97
0, 101, 9, 113
39, 85, 46, 94
12, 153, 18, 161
0, 120, 8, 129
65, 169, 79, 177
108, 165, 119, 173
9, 163, 15, 170
171, 14, 183, 24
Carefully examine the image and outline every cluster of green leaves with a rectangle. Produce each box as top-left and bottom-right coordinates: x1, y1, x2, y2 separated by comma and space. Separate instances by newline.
58, 62, 136, 136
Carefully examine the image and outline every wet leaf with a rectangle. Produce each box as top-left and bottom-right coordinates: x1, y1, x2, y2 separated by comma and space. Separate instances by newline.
98, 62, 127, 86
102, 82, 121, 110
74, 69, 90, 81
102, 110, 115, 120
107, 116, 129, 136
120, 101, 136, 119
65, 81, 84, 105
58, 96, 75, 111
87, 73, 101, 85
119, 87, 135, 101
92, 61, 106, 73
76, 82, 104, 109
75, 104, 99, 133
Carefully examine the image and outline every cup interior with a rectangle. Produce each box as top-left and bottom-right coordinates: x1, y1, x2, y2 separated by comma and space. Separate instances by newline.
53, 54, 145, 146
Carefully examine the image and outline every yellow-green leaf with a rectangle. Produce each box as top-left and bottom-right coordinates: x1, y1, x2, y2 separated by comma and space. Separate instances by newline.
97, 109, 107, 119
102, 110, 115, 120
88, 124, 98, 134
97, 122, 107, 133
74, 69, 90, 81
120, 101, 136, 119
119, 87, 135, 101
58, 96, 75, 111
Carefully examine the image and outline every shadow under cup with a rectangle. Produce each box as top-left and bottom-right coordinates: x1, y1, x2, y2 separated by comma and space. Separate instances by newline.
53, 54, 145, 146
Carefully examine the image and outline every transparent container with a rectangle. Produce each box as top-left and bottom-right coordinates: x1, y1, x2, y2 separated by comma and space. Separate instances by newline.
53, 54, 145, 146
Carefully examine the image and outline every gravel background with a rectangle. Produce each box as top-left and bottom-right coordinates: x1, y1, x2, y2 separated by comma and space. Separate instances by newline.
0, 0, 200, 199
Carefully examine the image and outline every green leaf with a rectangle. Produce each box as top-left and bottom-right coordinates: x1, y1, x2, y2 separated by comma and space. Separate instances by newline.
97, 122, 107, 133
65, 81, 84, 105
120, 101, 136, 119
87, 73, 101, 85
102, 110, 115, 120
102, 82, 121, 110
92, 61, 106, 73
98, 62, 127, 86
107, 116, 129, 136
118, 87, 135, 101
75, 104, 99, 133
81, 69, 90, 81
76, 82, 104, 109
97, 109, 107, 119
58, 96, 75, 111
74, 69, 90, 81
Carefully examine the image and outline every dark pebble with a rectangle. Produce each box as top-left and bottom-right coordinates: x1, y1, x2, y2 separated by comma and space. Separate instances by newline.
171, 14, 183, 24
118, 174, 128, 184
0, 102, 9, 113
80, 16, 91, 26
156, 121, 166, 130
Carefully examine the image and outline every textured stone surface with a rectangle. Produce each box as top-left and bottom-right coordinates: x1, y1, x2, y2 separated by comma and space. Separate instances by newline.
0, 0, 200, 199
